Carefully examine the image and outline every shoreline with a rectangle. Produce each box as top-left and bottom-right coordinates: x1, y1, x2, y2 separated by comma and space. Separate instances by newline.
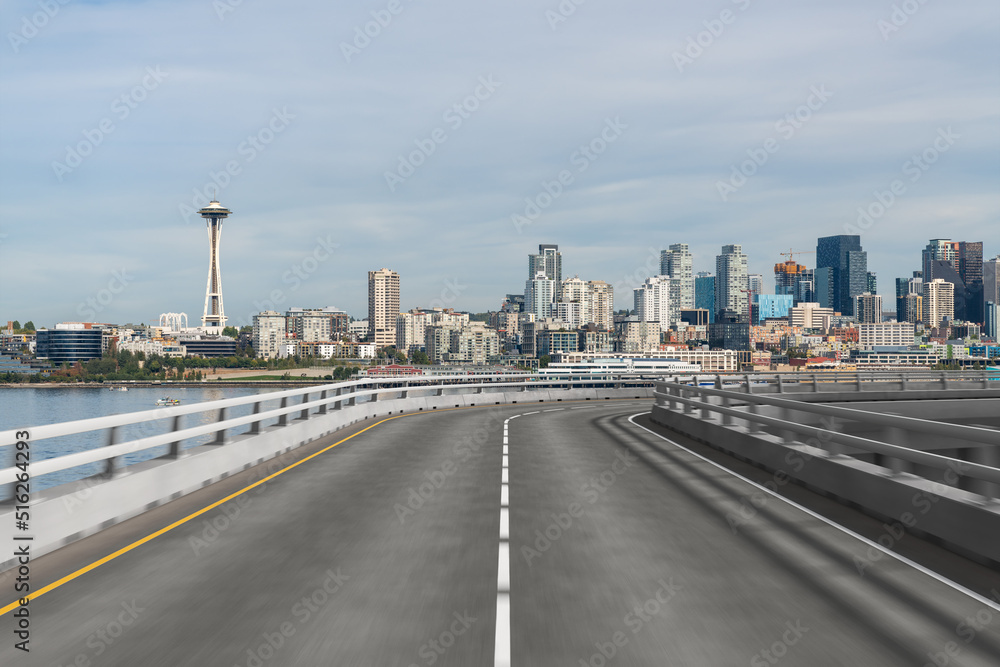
0, 380, 332, 389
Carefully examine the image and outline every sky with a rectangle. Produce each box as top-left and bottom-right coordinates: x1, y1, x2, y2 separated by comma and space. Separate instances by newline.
1, 0, 998, 327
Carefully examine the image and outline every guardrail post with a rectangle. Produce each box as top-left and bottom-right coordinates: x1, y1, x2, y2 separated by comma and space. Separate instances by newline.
318, 390, 328, 414
811, 373, 819, 392
856, 373, 863, 392
714, 375, 722, 390
168, 415, 183, 457
777, 376, 784, 393
744, 375, 751, 394
277, 397, 289, 426
747, 403, 761, 433
299, 393, 310, 420
213, 407, 228, 444
900, 375, 908, 392
105, 426, 120, 477
249, 401, 262, 433
940, 371, 948, 389
721, 396, 732, 425
700, 391, 712, 421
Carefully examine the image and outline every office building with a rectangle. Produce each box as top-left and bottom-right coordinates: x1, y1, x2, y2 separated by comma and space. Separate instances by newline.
35, 323, 104, 364
757, 294, 794, 323
854, 292, 882, 324
694, 273, 715, 323
923, 279, 954, 328
660, 244, 694, 310
986, 257, 1000, 321
715, 244, 749, 319
708, 310, 750, 351
368, 268, 400, 349
816, 235, 867, 316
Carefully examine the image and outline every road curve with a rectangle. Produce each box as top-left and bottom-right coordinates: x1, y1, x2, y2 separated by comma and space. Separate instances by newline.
1, 400, 998, 666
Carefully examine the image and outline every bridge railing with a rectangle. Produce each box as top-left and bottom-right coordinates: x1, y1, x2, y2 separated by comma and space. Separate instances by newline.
653, 377, 1000, 493
0, 374, 656, 490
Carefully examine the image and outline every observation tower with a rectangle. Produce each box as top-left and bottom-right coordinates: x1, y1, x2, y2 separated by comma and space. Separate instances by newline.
198, 198, 232, 331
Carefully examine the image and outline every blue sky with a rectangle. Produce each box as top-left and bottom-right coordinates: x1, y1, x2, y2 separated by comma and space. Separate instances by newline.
1, 0, 998, 326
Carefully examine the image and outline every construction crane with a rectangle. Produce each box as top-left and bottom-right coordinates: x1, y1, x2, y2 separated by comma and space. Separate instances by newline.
779, 249, 815, 261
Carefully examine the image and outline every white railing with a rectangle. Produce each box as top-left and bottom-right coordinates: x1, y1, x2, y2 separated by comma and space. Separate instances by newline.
0, 374, 657, 487
653, 378, 1000, 490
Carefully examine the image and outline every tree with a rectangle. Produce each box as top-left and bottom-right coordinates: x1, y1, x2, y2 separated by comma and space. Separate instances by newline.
411, 350, 429, 365
11, 320, 20, 330
222, 326, 239, 338
22, 321, 35, 331
539, 354, 551, 368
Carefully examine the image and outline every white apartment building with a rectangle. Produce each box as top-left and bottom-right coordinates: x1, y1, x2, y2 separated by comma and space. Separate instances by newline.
923, 278, 954, 328
716, 244, 749, 318
789, 303, 834, 330
368, 268, 400, 348
253, 311, 287, 359
634, 275, 681, 331
859, 322, 915, 350
660, 244, 694, 310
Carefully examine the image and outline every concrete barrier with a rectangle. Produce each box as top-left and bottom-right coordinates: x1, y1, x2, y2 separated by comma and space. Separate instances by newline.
650, 402, 1000, 566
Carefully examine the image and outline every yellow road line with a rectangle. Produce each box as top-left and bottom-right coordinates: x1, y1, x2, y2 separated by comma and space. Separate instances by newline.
1, 397, 648, 615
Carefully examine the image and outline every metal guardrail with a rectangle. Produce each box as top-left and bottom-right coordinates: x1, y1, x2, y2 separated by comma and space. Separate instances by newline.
653, 376, 1000, 491
0, 374, 655, 487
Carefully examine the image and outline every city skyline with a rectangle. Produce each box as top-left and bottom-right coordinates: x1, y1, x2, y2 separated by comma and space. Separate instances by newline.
1, 1, 998, 325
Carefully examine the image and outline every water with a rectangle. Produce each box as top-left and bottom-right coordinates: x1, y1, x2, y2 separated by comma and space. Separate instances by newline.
0, 386, 286, 494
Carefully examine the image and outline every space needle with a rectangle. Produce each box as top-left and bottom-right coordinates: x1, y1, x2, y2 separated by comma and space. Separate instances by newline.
198, 198, 232, 332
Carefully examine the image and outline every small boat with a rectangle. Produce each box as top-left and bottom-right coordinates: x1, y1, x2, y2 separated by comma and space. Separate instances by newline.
155, 397, 180, 406
117, 386, 128, 391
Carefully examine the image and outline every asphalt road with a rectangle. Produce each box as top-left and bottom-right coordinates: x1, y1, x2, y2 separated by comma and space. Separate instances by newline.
2, 400, 999, 666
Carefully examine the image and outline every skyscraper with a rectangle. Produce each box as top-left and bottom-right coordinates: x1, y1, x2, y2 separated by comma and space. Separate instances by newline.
198, 199, 232, 332
816, 235, 867, 316
715, 245, 749, 319
528, 244, 562, 285
634, 275, 681, 331
922, 239, 959, 280
660, 244, 694, 310
985, 256, 1000, 314
959, 241, 984, 323
923, 279, 954, 329
368, 268, 400, 348
694, 273, 715, 324
854, 293, 882, 324
895, 272, 922, 322
525, 271, 555, 319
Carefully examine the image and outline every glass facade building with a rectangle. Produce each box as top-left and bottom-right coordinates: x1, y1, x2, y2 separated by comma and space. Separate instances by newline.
816, 235, 868, 317
35, 329, 103, 364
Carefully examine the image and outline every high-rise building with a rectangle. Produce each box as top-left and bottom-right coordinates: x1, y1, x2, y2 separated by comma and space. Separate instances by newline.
813, 266, 833, 309
528, 244, 562, 285
368, 268, 400, 348
923, 279, 954, 329
715, 245, 749, 319
525, 271, 556, 319
253, 311, 287, 360
985, 300, 998, 340
757, 294, 794, 323
774, 261, 806, 296
959, 241, 984, 323
854, 293, 882, 324
816, 235, 867, 316
660, 244, 694, 310
396, 310, 434, 353
902, 293, 923, 324
985, 256, 1000, 317
694, 273, 715, 323
285, 307, 349, 342
867, 272, 877, 295
895, 272, 922, 321
586, 281, 614, 330
922, 239, 959, 280
199, 199, 233, 332
634, 275, 680, 331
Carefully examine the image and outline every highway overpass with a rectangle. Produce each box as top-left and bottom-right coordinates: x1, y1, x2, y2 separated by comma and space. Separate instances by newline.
2, 373, 999, 665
